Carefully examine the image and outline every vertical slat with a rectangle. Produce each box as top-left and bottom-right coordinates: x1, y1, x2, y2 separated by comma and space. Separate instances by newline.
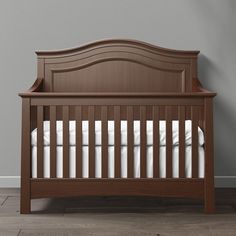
178, 106, 185, 178
37, 106, 44, 178
101, 106, 108, 178
114, 106, 121, 178
204, 98, 215, 213
21, 98, 31, 213
191, 106, 199, 178
88, 106, 95, 178
153, 106, 160, 178
127, 106, 134, 178
166, 106, 172, 178
199, 106, 204, 130
75, 106, 82, 178
140, 106, 147, 178
63, 106, 69, 178
50, 106, 56, 178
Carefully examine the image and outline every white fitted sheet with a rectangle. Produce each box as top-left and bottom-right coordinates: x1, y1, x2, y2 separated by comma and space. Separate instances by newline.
32, 146, 205, 179
31, 120, 205, 146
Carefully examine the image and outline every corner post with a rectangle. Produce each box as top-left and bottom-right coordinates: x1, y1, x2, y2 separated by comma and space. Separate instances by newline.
20, 98, 31, 214
204, 97, 215, 213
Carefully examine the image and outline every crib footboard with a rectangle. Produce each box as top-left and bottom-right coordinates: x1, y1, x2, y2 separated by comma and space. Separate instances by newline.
20, 93, 215, 214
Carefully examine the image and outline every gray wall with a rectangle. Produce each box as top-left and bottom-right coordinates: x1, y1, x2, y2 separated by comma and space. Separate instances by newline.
0, 0, 235, 186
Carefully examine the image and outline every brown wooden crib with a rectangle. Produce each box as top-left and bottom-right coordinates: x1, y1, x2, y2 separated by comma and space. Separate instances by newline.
19, 39, 216, 214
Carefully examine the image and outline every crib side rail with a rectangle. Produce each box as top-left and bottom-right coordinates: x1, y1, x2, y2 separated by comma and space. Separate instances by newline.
20, 94, 215, 209
24, 95, 211, 178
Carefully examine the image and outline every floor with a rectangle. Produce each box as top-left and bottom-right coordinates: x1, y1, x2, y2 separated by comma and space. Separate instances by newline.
0, 189, 236, 236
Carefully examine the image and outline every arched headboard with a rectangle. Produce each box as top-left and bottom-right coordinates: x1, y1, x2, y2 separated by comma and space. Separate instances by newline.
36, 39, 199, 93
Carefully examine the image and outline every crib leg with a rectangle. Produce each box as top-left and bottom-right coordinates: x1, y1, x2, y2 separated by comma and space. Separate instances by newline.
21, 98, 31, 214
20, 172, 31, 214
204, 98, 215, 214
20, 193, 31, 214
204, 186, 215, 214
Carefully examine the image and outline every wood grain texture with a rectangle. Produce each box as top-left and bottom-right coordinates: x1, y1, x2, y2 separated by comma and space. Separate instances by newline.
165, 106, 172, 178
19, 39, 216, 214
2, 188, 236, 235
153, 106, 160, 178
30, 97, 205, 108
75, 106, 82, 178
37, 106, 44, 178
101, 106, 108, 178
191, 106, 199, 178
28, 78, 44, 92
21, 98, 31, 214
34, 39, 200, 93
88, 106, 95, 178
140, 106, 147, 178
62, 106, 69, 178
204, 98, 215, 213
178, 106, 186, 178
127, 106, 134, 178
20, 91, 216, 98
31, 179, 205, 199
114, 106, 121, 178
50, 106, 56, 178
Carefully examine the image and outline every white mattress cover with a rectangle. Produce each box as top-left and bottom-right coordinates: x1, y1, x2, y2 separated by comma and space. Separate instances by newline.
31, 120, 204, 146
32, 146, 205, 179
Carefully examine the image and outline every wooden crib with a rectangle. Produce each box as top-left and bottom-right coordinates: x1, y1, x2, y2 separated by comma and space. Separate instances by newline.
19, 39, 216, 214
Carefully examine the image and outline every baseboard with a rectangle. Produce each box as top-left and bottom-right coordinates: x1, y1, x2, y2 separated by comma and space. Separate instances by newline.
0, 176, 20, 188
215, 176, 236, 188
0, 176, 235, 188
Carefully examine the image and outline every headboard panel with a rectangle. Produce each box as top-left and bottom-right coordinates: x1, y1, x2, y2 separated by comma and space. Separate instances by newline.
36, 39, 199, 93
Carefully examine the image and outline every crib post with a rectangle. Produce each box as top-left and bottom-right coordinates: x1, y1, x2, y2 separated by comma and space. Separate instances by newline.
204, 97, 215, 213
20, 98, 31, 214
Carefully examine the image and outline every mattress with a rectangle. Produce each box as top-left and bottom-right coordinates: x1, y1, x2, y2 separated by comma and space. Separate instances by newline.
31, 120, 205, 179
31, 120, 205, 146
32, 146, 205, 179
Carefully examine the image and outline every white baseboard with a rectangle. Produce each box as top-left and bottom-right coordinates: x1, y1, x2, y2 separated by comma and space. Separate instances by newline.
0, 176, 20, 188
0, 176, 235, 188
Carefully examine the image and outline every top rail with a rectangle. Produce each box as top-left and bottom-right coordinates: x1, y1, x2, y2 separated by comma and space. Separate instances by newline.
19, 91, 216, 98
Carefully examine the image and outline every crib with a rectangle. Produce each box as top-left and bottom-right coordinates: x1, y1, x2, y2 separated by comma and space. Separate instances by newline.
19, 39, 216, 214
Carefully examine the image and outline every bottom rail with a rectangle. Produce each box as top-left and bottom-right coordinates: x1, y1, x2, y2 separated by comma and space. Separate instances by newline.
30, 178, 204, 199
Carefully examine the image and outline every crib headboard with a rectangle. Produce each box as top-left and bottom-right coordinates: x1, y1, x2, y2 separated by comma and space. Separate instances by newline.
36, 39, 199, 93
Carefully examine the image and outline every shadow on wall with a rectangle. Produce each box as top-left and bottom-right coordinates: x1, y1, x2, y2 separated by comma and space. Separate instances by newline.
198, 54, 236, 175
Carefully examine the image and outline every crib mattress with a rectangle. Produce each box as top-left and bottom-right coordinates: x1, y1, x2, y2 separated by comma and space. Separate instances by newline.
31, 120, 205, 146
32, 145, 205, 179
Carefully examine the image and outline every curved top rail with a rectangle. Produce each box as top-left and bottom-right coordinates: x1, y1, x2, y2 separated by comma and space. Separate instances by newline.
35, 38, 200, 57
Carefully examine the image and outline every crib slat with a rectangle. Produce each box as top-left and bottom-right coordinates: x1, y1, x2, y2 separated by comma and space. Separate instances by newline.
191, 106, 199, 178
63, 106, 69, 178
114, 106, 121, 178
153, 106, 160, 178
101, 106, 108, 178
166, 106, 172, 178
50, 106, 56, 178
140, 106, 147, 178
178, 106, 185, 178
88, 106, 95, 178
75, 106, 82, 178
127, 106, 134, 178
37, 106, 44, 178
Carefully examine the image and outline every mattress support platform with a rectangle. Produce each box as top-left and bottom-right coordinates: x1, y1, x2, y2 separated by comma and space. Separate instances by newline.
31, 178, 204, 199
